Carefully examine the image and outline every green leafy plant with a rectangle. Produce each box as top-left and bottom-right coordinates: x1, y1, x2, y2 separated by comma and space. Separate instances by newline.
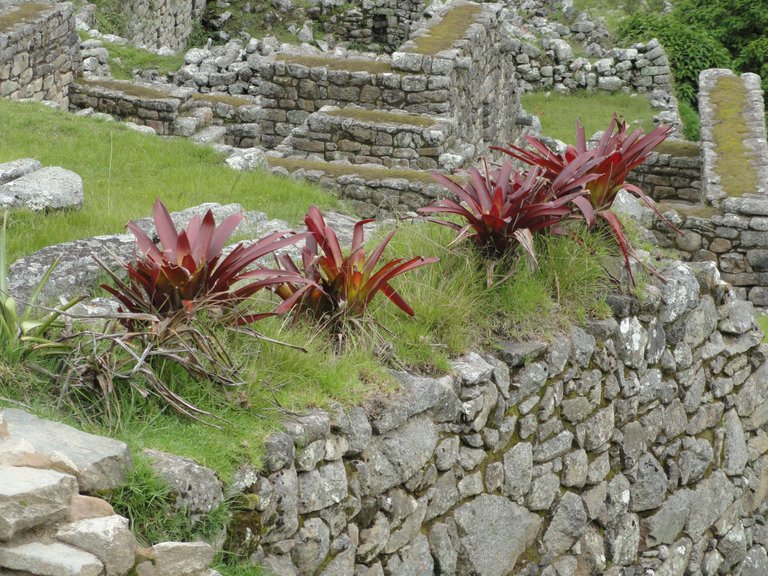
0, 211, 80, 363
419, 158, 598, 269
271, 206, 438, 324
616, 12, 731, 106
99, 200, 306, 324
494, 116, 676, 282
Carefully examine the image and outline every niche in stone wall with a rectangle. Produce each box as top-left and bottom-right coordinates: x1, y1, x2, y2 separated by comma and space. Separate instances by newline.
372, 13, 388, 44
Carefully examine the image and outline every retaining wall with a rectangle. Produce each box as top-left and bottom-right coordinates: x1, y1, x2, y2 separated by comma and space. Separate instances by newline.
231, 259, 768, 576
627, 144, 702, 204
0, 1, 80, 107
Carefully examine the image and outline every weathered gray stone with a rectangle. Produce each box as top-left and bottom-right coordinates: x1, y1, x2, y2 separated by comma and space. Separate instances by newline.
144, 449, 223, 515
679, 437, 714, 485
643, 490, 693, 546
687, 470, 739, 538
55, 515, 135, 576
605, 513, 640, 566
630, 454, 667, 511
723, 408, 748, 475
261, 466, 299, 543
562, 449, 588, 488
0, 542, 103, 576
0, 409, 131, 492
264, 431, 295, 473
741, 546, 768, 576
577, 404, 614, 451
527, 472, 559, 511
292, 517, 330, 574
0, 158, 41, 185
454, 495, 542, 576
393, 534, 433, 575
358, 414, 437, 497
534, 430, 574, 462
0, 466, 78, 542
428, 521, 457, 575
655, 538, 692, 576
371, 372, 454, 433
298, 460, 348, 514
503, 443, 532, 499
450, 352, 493, 385
657, 264, 700, 323
0, 167, 83, 211
543, 492, 588, 556
151, 541, 214, 576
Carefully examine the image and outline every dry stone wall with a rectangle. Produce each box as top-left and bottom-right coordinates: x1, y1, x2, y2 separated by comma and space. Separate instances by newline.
314, 0, 426, 53
227, 259, 768, 576
627, 145, 702, 204
118, 0, 206, 52
0, 1, 80, 107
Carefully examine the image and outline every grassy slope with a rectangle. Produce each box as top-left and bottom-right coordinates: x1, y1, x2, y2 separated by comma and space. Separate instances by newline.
521, 91, 657, 144
0, 99, 339, 263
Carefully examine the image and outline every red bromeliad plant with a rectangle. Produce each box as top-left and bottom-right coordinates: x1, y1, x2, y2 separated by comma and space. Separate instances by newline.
493, 115, 676, 282
272, 206, 438, 322
99, 200, 307, 321
418, 157, 600, 266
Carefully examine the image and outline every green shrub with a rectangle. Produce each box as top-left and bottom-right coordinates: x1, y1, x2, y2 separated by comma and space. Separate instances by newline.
616, 13, 731, 106
678, 100, 701, 142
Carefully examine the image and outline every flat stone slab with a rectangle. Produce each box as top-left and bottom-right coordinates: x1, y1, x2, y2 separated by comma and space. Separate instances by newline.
0, 466, 78, 542
0, 541, 103, 576
0, 167, 83, 211
0, 409, 132, 492
0, 158, 41, 185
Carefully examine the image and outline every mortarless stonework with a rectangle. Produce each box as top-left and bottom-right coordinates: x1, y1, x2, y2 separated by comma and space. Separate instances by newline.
118, 0, 206, 52
0, 1, 80, 107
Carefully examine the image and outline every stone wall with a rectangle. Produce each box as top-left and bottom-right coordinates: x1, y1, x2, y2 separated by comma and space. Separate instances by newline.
228, 259, 768, 576
119, 0, 206, 52
627, 143, 702, 204
314, 0, 426, 53
0, 1, 80, 107
256, 3, 518, 158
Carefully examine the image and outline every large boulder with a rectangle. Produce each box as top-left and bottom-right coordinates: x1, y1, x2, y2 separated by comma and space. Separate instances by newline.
0, 167, 83, 211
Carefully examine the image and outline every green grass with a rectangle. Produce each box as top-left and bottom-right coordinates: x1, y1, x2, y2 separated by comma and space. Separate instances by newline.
327, 108, 437, 128
191, 93, 255, 108
0, 99, 339, 263
268, 157, 437, 183
97, 41, 184, 81
758, 315, 768, 342
277, 54, 394, 74
521, 91, 657, 144
407, 4, 482, 55
710, 74, 758, 197
570, 0, 629, 34
655, 140, 700, 157
0, 2, 49, 30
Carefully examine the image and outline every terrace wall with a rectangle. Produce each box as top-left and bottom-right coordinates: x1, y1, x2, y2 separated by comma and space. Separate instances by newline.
232, 259, 768, 576
0, 1, 80, 107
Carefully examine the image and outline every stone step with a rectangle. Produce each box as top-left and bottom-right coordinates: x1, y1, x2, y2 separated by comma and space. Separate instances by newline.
0, 409, 132, 492
287, 106, 460, 171
0, 466, 78, 542
266, 156, 447, 215
190, 125, 228, 144
0, 542, 103, 576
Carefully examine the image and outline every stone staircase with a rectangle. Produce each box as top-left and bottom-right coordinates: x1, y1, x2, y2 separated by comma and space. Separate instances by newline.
0, 409, 217, 576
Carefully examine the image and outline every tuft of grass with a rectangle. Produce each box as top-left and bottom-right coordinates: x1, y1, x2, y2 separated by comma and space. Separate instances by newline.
758, 315, 768, 343
655, 139, 700, 157
108, 453, 229, 546
0, 99, 339, 263
521, 91, 656, 144
99, 42, 185, 81
191, 93, 255, 108
678, 100, 701, 142
0, 3, 49, 31
407, 4, 482, 55
710, 74, 758, 197
278, 54, 394, 74
268, 157, 438, 183
327, 108, 437, 128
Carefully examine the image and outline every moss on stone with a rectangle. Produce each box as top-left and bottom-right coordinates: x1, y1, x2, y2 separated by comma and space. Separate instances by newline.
191, 93, 253, 108
80, 78, 177, 100
268, 157, 437, 183
407, 4, 482, 55
0, 2, 49, 31
327, 108, 437, 128
710, 75, 758, 197
277, 54, 394, 74
655, 140, 699, 158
